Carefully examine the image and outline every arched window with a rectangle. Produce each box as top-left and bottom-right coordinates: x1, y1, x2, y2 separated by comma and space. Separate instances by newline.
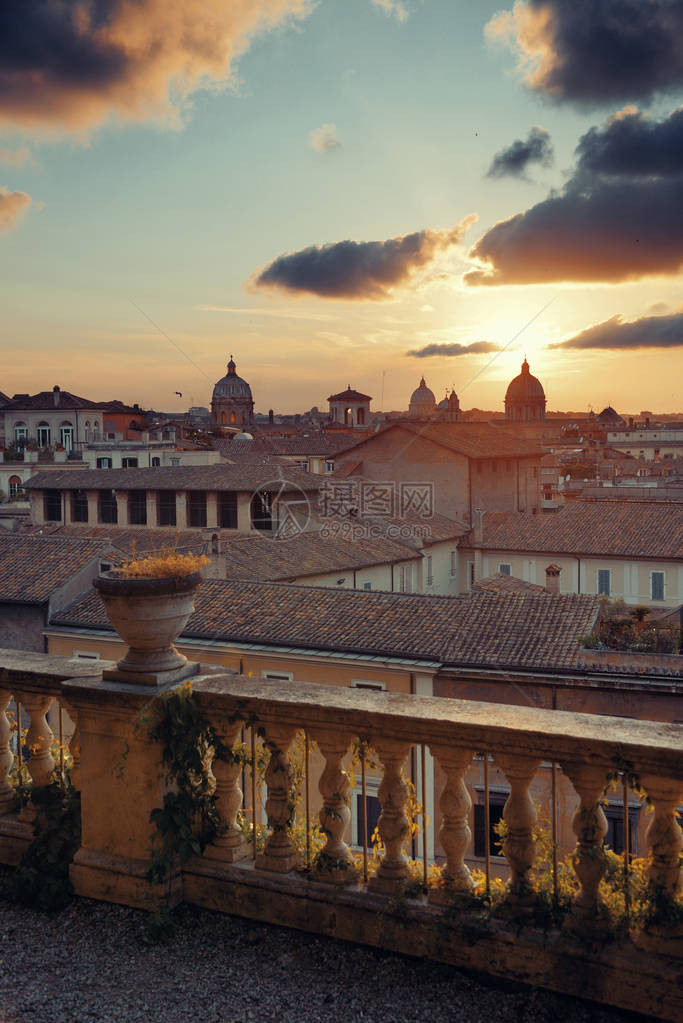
93, 422, 99, 441
221, 412, 226, 424
60, 421, 74, 451
37, 421, 51, 447
84, 421, 90, 443
230, 412, 236, 424
8, 475, 21, 500
357, 407, 365, 426
13, 422, 27, 449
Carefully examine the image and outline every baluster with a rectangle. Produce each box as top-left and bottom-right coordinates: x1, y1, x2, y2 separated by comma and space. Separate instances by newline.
0, 689, 15, 814
428, 746, 473, 904
368, 740, 412, 895
60, 698, 80, 791
18, 694, 55, 789
313, 731, 355, 884
204, 720, 248, 864
495, 753, 541, 905
255, 724, 299, 873
639, 774, 683, 907
561, 761, 609, 930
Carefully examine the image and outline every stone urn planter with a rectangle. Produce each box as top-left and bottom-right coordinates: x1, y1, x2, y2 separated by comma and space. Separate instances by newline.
93, 570, 202, 686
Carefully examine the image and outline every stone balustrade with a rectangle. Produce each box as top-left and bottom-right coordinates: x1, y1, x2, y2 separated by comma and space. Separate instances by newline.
0, 653, 681, 1020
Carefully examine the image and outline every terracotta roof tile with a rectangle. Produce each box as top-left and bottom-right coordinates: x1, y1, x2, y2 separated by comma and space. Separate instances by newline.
340, 422, 543, 461
24, 463, 322, 494
54, 579, 600, 672
470, 502, 683, 559
0, 534, 115, 603
221, 532, 417, 581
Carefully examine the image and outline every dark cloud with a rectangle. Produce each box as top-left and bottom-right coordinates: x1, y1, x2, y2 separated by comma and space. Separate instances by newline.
407, 341, 500, 358
486, 126, 554, 180
486, 0, 683, 106
250, 216, 477, 299
550, 312, 683, 350
0, 1, 311, 133
0, 186, 32, 230
576, 106, 683, 177
466, 107, 683, 286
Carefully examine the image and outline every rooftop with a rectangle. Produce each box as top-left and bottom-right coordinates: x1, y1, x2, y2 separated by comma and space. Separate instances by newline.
54, 580, 601, 672
23, 463, 322, 494
0, 534, 114, 603
339, 422, 544, 461
468, 502, 683, 560
220, 531, 418, 582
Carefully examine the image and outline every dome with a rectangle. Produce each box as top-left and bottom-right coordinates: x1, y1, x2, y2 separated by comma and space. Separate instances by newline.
409, 377, 436, 417
505, 359, 545, 403
233, 431, 254, 441
504, 359, 546, 422
212, 356, 253, 401
596, 406, 625, 426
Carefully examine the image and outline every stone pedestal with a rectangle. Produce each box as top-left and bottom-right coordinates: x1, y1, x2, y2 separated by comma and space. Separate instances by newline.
63, 674, 183, 910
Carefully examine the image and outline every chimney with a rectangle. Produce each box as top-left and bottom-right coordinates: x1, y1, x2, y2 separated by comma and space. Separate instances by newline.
545, 563, 561, 595
53, 384, 60, 407
269, 409, 274, 425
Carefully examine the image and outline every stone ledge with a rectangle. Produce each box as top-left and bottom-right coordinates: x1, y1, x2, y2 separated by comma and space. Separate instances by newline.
183, 859, 681, 1023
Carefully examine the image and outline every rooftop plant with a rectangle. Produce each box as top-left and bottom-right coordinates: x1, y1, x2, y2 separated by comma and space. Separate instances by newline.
111, 537, 210, 579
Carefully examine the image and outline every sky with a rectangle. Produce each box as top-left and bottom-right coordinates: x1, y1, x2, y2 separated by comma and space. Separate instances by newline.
1, 0, 683, 415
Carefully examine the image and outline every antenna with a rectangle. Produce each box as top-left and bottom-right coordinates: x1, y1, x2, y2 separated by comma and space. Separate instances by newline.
381, 370, 386, 411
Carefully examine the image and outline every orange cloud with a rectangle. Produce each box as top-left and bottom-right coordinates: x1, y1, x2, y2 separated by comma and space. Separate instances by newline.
0, 1, 313, 135
0, 186, 32, 230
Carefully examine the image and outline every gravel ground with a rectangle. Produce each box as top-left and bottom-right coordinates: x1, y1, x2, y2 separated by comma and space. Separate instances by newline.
0, 897, 654, 1023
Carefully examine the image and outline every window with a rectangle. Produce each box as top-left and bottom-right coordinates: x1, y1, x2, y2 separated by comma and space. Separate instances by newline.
450, 550, 457, 577
651, 572, 665, 601
128, 490, 147, 525
597, 569, 611, 596
473, 788, 509, 858
323, 460, 334, 474
170, 457, 180, 467
151, 457, 161, 467
399, 565, 412, 593
188, 490, 207, 528
158, 491, 176, 527
468, 561, 475, 589
122, 457, 138, 469
262, 670, 294, 682
98, 489, 117, 524
219, 491, 238, 529
44, 489, 62, 522
251, 490, 273, 531
73, 650, 100, 660
354, 790, 381, 848
362, 581, 372, 591
84, 421, 90, 443
59, 422, 74, 451
72, 489, 89, 522
13, 422, 27, 448
37, 422, 51, 447
297, 460, 308, 471
604, 804, 639, 856
499, 563, 511, 575
96, 457, 112, 469
92, 423, 99, 441
426, 555, 433, 586
8, 476, 21, 500
351, 680, 385, 691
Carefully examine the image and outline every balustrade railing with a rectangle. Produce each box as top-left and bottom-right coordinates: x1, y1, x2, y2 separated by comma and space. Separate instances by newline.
0, 656, 681, 1018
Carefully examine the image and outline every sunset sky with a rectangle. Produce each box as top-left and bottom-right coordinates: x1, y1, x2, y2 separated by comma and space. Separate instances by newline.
1, 1, 683, 415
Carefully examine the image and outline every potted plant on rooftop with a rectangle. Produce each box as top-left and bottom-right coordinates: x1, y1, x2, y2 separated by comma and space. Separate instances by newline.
93, 545, 210, 686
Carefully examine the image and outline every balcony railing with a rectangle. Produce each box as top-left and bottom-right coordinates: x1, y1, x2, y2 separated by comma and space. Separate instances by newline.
0, 652, 680, 1020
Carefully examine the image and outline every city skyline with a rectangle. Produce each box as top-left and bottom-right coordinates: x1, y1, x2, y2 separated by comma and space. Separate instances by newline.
1, 1, 683, 414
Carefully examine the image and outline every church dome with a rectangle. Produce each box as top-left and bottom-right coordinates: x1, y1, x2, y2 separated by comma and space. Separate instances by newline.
409, 377, 437, 417
212, 356, 253, 401
505, 359, 545, 402
505, 359, 546, 422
